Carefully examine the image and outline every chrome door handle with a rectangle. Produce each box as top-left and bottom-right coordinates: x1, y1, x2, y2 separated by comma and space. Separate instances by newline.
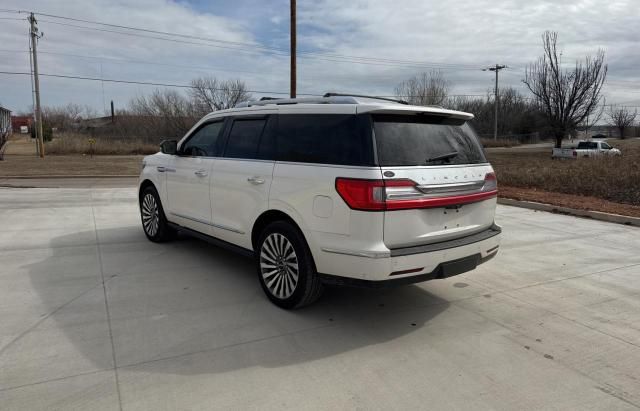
157, 166, 166, 172
247, 176, 265, 185
194, 169, 208, 177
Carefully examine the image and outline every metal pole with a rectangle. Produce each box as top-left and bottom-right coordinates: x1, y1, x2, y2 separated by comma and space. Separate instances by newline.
29, 13, 44, 158
290, 0, 297, 98
494, 65, 499, 140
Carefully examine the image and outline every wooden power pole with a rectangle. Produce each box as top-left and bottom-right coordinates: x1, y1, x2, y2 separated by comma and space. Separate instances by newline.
484, 64, 507, 141
29, 13, 44, 157
290, 0, 297, 98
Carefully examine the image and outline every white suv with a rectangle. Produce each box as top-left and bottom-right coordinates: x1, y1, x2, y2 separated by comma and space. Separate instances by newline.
139, 94, 501, 308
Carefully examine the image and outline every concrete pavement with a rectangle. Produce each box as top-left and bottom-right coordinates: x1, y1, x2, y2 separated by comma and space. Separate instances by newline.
0, 186, 639, 410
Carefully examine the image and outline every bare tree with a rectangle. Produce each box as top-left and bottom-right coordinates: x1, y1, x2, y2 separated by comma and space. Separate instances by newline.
128, 89, 199, 141
190, 77, 252, 114
523, 31, 607, 148
394, 71, 450, 106
606, 105, 637, 139
41, 103, 84, 131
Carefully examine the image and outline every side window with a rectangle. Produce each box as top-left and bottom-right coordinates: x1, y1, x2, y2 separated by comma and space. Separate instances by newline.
224, 118, 267, 159
601, 142, 611, 150
276, 114, 373, 166
181, 121, 224, 157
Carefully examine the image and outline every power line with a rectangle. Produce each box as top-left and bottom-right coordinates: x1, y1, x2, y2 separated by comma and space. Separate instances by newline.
34, 18, 483, 70
0, 9, 487, 71
31, 10, 484, 68
0, 70, 320, 95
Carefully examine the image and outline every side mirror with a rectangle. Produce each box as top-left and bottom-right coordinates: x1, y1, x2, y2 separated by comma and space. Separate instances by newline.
160, 140, 177, 155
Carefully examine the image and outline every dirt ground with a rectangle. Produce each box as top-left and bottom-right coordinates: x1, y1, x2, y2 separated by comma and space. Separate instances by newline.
498, 186, 640, 218
0, 154, 142, 176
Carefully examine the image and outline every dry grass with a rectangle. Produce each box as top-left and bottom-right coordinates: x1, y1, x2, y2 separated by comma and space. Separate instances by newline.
488, 138, 640, 206
45, 133, 158, 155
0, 154, 143, 176
480, 138, 521, 148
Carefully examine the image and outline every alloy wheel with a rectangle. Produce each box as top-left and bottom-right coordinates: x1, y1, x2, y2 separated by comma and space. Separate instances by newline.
141, 193, 160, 237
260, 233, 299, 299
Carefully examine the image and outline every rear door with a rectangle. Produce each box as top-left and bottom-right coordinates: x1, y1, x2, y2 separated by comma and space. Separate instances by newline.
372, 114, 497, 249
211, 113, 276, 249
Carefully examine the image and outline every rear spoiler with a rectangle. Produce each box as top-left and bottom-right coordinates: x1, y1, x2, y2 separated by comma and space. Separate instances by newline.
356, 105, 474, 121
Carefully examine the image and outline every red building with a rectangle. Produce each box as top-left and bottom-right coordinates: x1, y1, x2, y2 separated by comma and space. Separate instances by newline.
11, 115, 33, 132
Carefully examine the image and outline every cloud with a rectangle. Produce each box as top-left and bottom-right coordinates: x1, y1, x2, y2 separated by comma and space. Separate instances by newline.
0, 0, 638, 113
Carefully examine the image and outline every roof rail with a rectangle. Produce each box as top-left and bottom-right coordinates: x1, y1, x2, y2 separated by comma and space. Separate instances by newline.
323, 93, 409, 105
235, 93, 409, 108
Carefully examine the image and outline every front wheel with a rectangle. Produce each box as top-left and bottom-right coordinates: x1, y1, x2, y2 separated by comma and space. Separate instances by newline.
256, 221, 323, 309
140, 186, 176, 242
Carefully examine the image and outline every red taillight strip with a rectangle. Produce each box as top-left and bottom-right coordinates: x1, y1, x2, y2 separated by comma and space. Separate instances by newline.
384, 189, 498, 210
335, 174, 498, 211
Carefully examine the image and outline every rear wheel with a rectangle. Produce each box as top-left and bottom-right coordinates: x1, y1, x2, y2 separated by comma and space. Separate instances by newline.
140, 186, 176, 242
256, 221, 323, 309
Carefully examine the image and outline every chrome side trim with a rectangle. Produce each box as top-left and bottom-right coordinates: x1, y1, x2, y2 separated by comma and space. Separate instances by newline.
170, 212, 211, 226
212, 223, 245, 235
321, 247, 391, 259
169, 212, 246, 234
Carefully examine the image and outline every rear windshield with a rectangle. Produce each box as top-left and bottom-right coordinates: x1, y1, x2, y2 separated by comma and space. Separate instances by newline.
372, 114, 486, 167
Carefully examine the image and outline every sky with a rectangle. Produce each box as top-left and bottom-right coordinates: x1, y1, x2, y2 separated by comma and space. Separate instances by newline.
0, 0, 638, 115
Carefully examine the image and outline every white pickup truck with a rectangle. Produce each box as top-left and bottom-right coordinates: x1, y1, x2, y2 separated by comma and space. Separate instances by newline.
552, 141, 622, 159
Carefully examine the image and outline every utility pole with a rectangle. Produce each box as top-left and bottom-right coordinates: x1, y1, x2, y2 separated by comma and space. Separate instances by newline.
290, 0, 297, 98
27, 25, 38, 155
29, 13, 44, 158
483, 64, 507, 140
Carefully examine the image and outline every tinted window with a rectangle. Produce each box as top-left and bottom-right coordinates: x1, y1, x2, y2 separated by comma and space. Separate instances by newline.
601, 142, 611, 149
277, 114, 373, 166
181, 121, 224, 156
372, 114, 486, 166
578, 142, 597, 149
224, 118, 267, 159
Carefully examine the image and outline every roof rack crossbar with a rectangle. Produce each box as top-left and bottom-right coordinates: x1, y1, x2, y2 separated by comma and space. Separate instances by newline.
322, 93, 409, 105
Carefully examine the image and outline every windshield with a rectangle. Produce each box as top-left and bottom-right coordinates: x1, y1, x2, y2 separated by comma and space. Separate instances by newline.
372, 114, 487, 166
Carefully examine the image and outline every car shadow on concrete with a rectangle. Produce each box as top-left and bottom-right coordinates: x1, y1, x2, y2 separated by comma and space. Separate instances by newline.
26, 228, 451, 376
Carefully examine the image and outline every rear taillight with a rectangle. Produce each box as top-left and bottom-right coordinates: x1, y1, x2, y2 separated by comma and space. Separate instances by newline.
335, 173, 498, 211
334, 178, 386, 210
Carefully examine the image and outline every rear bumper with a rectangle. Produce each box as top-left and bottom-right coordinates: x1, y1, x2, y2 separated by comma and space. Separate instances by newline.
315, 224, 501, 284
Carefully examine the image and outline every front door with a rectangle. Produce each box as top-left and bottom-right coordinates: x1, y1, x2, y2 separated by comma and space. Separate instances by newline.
165, 120, 225, 234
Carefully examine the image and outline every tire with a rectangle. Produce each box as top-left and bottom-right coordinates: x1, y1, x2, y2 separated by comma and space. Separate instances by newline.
139, 185, 176, 242
256, 221, 324, 309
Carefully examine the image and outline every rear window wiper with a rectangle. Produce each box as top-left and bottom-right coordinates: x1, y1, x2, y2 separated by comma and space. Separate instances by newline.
426, 151, 459, 163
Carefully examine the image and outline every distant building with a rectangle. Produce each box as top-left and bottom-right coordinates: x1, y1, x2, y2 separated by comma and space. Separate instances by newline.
11, 115, 33, 132
1, 106, 12, 158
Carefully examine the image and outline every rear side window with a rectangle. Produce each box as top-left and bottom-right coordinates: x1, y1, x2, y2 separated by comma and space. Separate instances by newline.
373, 114, 486, 166
277, 114, 373, 166
224, 118, 267, 159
